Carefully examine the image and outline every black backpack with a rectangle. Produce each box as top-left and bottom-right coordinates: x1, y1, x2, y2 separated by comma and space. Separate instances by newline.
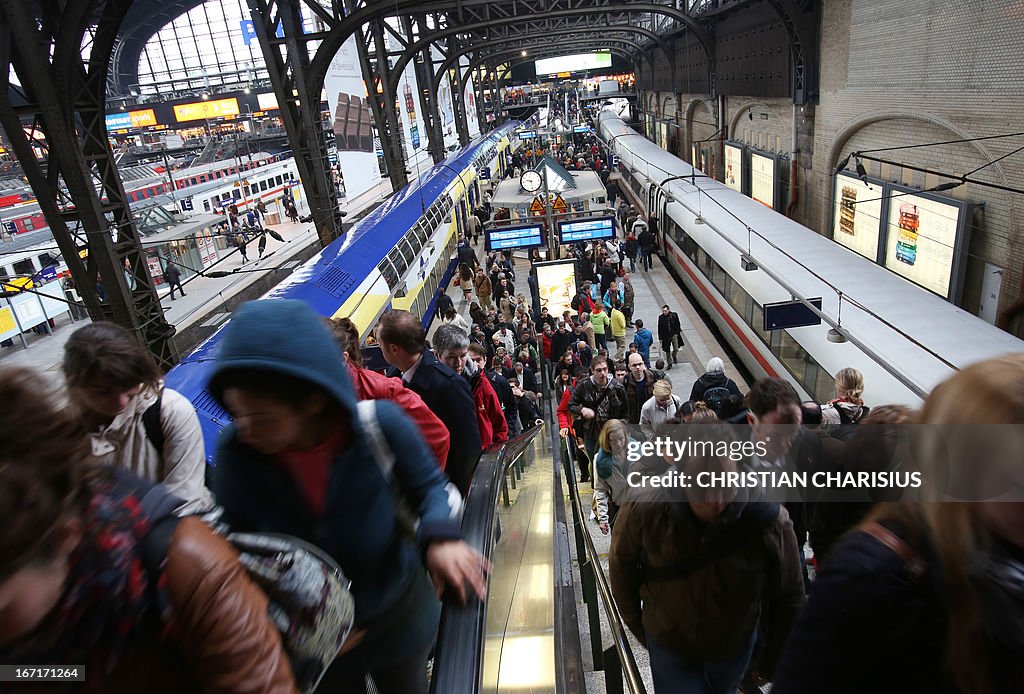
702, 386, 732, 414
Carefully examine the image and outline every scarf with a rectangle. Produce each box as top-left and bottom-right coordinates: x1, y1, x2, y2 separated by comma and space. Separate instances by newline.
0, 475, 172, 690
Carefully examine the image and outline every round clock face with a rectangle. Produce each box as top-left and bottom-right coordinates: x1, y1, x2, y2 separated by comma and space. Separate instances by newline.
520, 170, 543, 193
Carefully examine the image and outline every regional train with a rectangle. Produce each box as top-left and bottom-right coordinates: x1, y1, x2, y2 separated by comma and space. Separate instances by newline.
164, 122, 519, 461
595, 108, 1023, 407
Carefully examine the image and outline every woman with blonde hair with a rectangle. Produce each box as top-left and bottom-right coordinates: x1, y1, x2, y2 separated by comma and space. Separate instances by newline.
772, 354, 1024, 694
458, 262, 474, 304
593, 419, 635, 535
820, 366, 869, 439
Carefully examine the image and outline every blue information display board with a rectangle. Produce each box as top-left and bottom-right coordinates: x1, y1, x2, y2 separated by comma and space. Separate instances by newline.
558, 216, 616, 244
518, 130, 537, 140
573, 125, 591, 134
486, 224, 546, 252
762, 298, 823, 331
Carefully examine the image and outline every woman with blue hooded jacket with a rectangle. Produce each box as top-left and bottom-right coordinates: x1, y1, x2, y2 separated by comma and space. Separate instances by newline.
207, 299, 488, 694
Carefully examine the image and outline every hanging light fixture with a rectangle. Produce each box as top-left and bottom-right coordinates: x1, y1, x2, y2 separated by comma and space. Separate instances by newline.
828, 292, 849, 343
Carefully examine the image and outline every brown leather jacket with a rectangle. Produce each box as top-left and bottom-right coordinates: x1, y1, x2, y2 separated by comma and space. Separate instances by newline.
106, 517, 298, 693
610, 498, 804, 675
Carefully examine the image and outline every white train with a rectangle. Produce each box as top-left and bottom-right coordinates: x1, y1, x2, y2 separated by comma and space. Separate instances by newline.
597, 109, 1023, 407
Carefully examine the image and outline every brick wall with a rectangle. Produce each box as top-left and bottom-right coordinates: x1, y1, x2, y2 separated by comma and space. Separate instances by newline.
639, 0, 1024, 332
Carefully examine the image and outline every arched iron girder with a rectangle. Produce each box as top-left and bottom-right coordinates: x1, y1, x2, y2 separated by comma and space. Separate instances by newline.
389, 7, 686, 99
763, 0, 818, 103
430, 27, 654, 97
309, 0, 712, 100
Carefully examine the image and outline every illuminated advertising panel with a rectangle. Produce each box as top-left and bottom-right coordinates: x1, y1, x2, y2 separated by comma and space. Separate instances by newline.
750, 152, 776, 209
882, 185, 969, 300
257, 92, 279, 110
724, 143, 744, 193
105, 109, 157, 131
486, 224, 545, 252
534, 52, 612, 76
831, 172, 883, 261
558, 216, 615, 244
535, 260, 578, 317
173, 98, 241, 122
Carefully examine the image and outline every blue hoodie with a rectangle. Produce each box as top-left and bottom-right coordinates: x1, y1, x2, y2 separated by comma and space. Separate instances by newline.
633, 327, 654, 356
207, 299, 462, 627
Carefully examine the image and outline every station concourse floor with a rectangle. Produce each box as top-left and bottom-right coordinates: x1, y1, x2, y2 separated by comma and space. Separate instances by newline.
433, 241, 749, 693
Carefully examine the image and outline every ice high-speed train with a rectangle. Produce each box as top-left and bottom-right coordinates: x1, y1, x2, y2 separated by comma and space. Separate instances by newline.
596, 109, 1023, 407
164, 122, 519, 461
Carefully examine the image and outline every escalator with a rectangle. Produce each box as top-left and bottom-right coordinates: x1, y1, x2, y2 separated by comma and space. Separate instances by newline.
429, 383, 648, 693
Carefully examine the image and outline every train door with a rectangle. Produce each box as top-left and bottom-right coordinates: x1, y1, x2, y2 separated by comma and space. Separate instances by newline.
648, 183, 668, 248
456, 197, 467, 240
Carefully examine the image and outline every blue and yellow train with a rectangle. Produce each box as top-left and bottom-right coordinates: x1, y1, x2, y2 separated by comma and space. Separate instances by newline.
164, 122, 520, 460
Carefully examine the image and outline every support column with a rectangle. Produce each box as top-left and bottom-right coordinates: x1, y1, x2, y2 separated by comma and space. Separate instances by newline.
0, 1, 176, 366
363, 18, 408, 191
450, 53, 471, 146
409, 15, 445, 164
248, 0, 341, 248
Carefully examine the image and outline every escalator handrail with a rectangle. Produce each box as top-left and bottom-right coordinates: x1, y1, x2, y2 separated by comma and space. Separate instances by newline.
428, 424, 547, 694
563, 436, 649, 694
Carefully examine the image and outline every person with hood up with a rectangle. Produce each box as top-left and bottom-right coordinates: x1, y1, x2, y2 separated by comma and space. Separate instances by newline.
631, 319, 654, 368
689, 357, 743, 412
209, 300, 488, 694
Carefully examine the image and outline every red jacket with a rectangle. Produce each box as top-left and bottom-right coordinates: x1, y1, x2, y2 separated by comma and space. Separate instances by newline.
557, 385, 575, 435
541, 333, 552, 360
347, 363, 451, 469
472, 370, 509, 450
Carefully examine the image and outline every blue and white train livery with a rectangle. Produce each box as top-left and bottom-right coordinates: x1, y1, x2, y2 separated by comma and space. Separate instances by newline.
165, 122, 519, 460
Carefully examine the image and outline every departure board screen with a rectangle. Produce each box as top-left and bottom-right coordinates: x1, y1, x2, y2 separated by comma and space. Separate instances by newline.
486, 224, 546, 252
518, 130, 537, 140
558, 216, 616, 243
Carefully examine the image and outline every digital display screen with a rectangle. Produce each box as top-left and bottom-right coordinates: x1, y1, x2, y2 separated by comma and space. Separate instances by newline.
535, 260, 578, 317
173, 98, 241, 123
535, 52, 612, 76
105, 109, 157, 131
486, 224, 545, 252
882, 188, 964, 299
832, 172, 882, 261
724, 143, 743, 193
572, 125, 591, 134
518, 130, 537, 140
257, 92, 279, 110
558, 216, 616, 243
750, 152, 776, 209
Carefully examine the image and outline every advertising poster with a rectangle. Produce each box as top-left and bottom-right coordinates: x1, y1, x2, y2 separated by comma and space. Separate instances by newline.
324, 36, 383, 199
459, 56, 481, 138
750, 152, 775, 209
724, 143, 743, 193
535, 260, 578, 317
831, 173, 882, 261
883, 190, 962, 298
398, 64, 426, 155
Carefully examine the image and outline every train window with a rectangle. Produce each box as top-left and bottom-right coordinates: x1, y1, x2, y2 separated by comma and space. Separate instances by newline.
387, 248, 407, 278
243, 186, 251, 198
232, 190, 241, 200
751, 304, 771, 346
203, 200, 211, 212
378, 259, 399, 290
415, 222, 429, 245
13, 259, 34, 275
22, 218, 34, 230
399, 237, 416, 266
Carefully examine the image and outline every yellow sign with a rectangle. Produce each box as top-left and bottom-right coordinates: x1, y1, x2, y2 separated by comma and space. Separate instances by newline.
529, 196, 546, 214
552, 194, 568, 213
0, 306, 15, 334
129, 109, 157, 127
173, 98, 241, 123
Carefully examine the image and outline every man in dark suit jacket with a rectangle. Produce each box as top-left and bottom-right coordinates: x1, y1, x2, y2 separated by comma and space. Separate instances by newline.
378, 310, 482, 494
511, 361, 539, 395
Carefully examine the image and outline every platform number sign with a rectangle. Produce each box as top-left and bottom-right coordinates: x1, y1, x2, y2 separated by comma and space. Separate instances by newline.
181, 198, 194, 212
3, 222, 15, 235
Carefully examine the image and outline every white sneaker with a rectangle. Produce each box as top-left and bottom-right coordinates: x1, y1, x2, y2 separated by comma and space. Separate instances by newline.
589, 511, 597, 522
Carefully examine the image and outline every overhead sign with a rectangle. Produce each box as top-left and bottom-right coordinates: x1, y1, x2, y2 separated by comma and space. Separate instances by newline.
551, 194, 568, 214
105, 109, 158, 131
173, 98, 241, 123
529, 197, 546, 214
239, 19, 284, 46
486, 224, 546, 252
558, 215, 615, 244
478, 167, 491, 181
518, 130, 537, 140
572, 125, 591, 134
832, 172, 883, 262
257, 92, 279, 110
763, 298, 823, 331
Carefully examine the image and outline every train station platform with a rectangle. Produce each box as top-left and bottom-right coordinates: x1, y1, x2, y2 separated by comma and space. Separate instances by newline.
0, 172, 402, 376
